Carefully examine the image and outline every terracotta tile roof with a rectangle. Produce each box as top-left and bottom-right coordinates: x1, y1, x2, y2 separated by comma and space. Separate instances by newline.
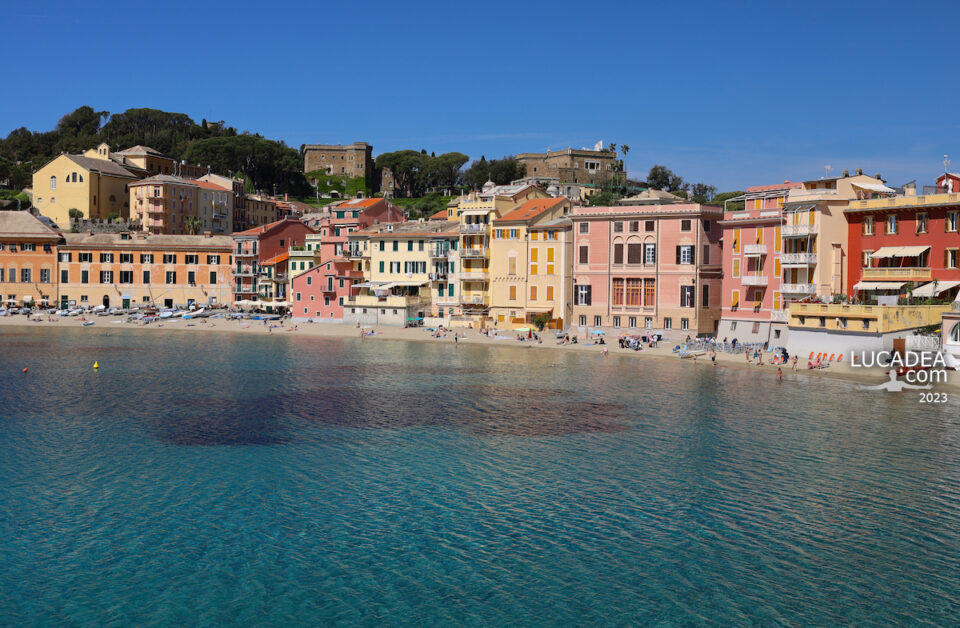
193, 180, 231, 191
234, 218, 290, 236
496, 197, 566, 222
428, 209, 448, 220
340, 198, 384, 208
262, 252, 289, 266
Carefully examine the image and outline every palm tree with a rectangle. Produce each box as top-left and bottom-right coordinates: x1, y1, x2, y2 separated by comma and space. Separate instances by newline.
185, 216, 202, 235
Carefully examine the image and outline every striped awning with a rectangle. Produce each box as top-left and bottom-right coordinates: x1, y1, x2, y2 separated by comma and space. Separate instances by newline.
853, 281, 906, 290
869, 245, 930, 259
912, 280, 960, 297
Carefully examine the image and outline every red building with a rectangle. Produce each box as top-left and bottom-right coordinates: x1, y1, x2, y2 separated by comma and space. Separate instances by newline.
846, 192, 960, 300
231, 218, 316, 305
290, 257, 362, 320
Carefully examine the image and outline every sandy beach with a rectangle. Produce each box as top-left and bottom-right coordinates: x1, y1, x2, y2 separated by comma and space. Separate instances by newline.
2, 314, 957, 392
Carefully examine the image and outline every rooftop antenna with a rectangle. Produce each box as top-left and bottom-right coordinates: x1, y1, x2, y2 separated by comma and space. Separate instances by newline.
824, 165, 832, 179
945, 154, 950, 173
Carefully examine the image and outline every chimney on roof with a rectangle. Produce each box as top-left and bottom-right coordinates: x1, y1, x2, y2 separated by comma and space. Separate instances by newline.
875, 173, 882, 180
842, 169, 849, 177
855, 168, 863, 176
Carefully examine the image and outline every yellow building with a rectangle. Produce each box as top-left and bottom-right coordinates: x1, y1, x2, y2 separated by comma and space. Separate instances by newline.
489, 197, 573, 329
129, 175, 200, 235
32, 153, 138, 227
451, 182, 550, 321
345, 220, 459, 325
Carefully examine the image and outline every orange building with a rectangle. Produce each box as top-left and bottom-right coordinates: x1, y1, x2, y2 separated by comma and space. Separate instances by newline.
129, 175, 200, 235
57, 231, 233, 309
0, 212, 62, 309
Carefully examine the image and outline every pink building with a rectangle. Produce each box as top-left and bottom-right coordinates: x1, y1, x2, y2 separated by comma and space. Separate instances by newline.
303, 198, 404, 263
717, 182, 802, 345
232, 218, 316, 305
291, 257, 362, 321
570, 203, 723, 335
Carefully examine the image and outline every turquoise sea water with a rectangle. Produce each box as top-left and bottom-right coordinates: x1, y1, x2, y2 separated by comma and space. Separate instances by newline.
1, 326, 959, 626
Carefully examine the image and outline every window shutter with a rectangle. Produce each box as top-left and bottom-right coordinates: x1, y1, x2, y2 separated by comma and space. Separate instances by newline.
676, 246, 681, 264
585, 285, 592, 306
689, 246, 695, 265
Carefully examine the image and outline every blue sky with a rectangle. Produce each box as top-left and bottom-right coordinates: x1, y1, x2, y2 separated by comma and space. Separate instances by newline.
4, 0, 957, 191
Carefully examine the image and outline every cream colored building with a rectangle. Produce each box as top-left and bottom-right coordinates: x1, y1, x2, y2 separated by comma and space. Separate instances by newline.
194, 180, 234, 234
780, 171, 890, 299
32, 153, 138, 227
489, 197, 573, 329
344, 220, 459, 325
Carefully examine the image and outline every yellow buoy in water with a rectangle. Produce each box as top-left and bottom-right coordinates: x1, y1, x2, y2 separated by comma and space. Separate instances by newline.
93, 361, 99, 370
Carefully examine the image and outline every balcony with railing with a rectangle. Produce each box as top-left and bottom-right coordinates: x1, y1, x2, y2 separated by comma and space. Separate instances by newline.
782, 224, 818, 237
430, 246, 452, 258
741, 275, 768, 286
345, 245, 366, 259
780, 282, 816, 294
781, 253, 817, 265
428, 272, 449, 281
459, 271, 489, 281
861, 267, 931, 281
743, 244, 767, 256
460, 223, 487, 233
460, 248, 487, 258
770, 309, 789, 323
234, 267, 256, 277
460, 295, 490, 306
345, 294, 431, 308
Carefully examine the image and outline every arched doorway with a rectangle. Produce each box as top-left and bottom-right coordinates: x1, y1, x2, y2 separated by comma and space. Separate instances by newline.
102, 295, 110, 308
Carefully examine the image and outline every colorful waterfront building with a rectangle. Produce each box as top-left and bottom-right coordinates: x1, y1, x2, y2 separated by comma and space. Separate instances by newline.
0, 212, 62, 309
243, 194, 280, 229
198, 173, 246, 232
717, 182, 801, 344
344, 220, 460, 325
57, 231, 233, 310
303, 197, 405, 263
488, 197, 573, 329
450, 182, 550, 321
718, 171, 890, 344
291, 257, 363, 321
129, 175, 199, 235
845, 189, 960, 300
231, 218, 315, 307
193, 179, 233, 234
288, 233, 324, 279
571, 203, 723, 335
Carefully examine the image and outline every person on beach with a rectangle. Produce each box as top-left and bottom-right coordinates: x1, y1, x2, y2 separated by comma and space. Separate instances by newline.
791, 355, 798, 371
777, 367, 783, 382
710, 349, 717, 366
745, 348, 751, 364
757, 349, 763, 366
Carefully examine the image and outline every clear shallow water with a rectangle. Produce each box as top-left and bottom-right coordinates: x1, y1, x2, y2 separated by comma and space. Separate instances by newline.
1, 327, 959, 626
